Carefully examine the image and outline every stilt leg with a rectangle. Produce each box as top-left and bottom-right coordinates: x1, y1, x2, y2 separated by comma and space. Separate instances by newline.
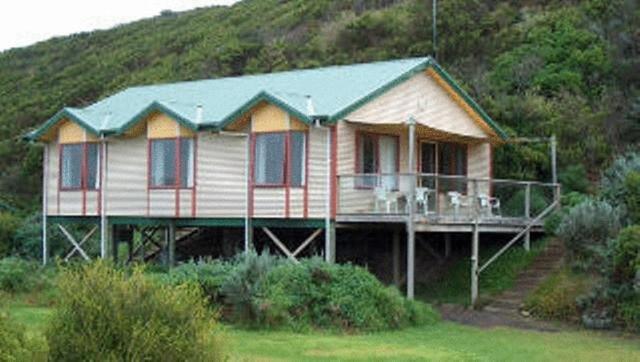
167, 222, 176, 267
407, 222, 415, 300
445, 233, 452, 258
471, 224, 479, 306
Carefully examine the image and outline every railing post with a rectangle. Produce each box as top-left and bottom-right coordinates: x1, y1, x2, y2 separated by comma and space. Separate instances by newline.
406, 118, 416, 300
524, 183, 531, 251
471, 178, 480, 306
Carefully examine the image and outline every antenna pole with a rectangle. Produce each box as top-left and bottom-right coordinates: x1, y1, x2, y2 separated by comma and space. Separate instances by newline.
433, 0, 437, 59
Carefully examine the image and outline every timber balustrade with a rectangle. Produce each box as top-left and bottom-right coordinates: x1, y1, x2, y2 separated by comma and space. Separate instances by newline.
336, 173, 560, 224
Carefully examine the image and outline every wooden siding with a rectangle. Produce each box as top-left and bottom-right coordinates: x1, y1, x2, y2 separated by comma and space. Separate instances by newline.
345, 71, 490, 140
196, 133, 246, 218
46, 142, 58, 215
307, 127, 329, 218
106, 136, 147, 216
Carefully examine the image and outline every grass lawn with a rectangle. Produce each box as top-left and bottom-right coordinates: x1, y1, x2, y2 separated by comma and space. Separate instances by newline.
6, 304, 640, 361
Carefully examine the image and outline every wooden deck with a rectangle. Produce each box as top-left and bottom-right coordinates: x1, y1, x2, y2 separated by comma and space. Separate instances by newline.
336, 214, 544, 233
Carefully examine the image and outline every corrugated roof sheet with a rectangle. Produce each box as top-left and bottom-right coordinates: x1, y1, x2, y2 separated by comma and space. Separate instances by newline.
26, 57, 507, 140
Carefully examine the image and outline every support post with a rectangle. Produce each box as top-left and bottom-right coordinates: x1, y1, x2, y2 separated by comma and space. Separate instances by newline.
167, 222, 176, 267
100, 139, 107, 258
324, 125, 334, 263
444, 233, 451, 258
42, 143, 49, 266
471, 179, 480, 306
524, 183, 531, 251
406, 117, 416, 299
244, 128, 252, 254
471, 222, 479, 306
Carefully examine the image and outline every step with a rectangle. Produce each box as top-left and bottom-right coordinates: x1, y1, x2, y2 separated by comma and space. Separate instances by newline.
486, 299, 522, 310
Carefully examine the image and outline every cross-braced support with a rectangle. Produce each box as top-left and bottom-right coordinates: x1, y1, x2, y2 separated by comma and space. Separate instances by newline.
58, 224, 98, 262
261, 227, 323, 263
128, 226, 164, 263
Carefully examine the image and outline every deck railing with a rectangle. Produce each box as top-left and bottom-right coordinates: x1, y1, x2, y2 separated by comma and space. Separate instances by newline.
336, 173, 561, 222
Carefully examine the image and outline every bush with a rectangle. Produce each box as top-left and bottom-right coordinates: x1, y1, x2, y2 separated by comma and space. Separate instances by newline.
0, 312, 45, 361
46, 262, 224, 361
160, 259, 232, 304
0, 257, 54, 294
0, 212, 20, 257
624, 172, 640, 223
612, 226, 640, 285
524, 268, 593, 322
260, 259, 438, 332
601, 150, 640, 209
556, 199, 622, 270
559, 164, 590, 194
220, 251, 281, 326
615, 294, 640, 332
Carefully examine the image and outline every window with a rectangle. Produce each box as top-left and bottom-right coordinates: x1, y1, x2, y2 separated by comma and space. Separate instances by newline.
253, 132, 306, 187
356, 132, 398, 189
60, 143, 100, 190
150, 138, 194, 188
438, 142, 467, 193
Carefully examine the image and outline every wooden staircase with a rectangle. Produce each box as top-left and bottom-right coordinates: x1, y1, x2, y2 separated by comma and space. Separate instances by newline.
483, 238, 565, 315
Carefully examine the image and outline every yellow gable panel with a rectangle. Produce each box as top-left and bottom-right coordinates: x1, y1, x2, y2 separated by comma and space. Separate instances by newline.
146, 112, 194, 139
58, 119, 97, 144
251, 103, 308, 133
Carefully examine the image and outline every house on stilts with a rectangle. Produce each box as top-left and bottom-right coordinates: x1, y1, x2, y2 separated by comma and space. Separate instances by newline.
26, 57, 560, 304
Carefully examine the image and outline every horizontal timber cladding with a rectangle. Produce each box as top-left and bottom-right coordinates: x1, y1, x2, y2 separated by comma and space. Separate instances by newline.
106, 135, 147, 215
306, 126, 329, 218
345, 71, 490, 140
467, 142, 492, 196
47, 142, 59, 215
196, 132, 247, 218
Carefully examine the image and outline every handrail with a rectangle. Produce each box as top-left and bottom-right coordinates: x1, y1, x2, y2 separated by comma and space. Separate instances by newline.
477, 200, 559, 274
337, 173, 560, 188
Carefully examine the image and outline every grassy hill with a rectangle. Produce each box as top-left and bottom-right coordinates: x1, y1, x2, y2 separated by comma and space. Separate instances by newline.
0, 0, 638, 208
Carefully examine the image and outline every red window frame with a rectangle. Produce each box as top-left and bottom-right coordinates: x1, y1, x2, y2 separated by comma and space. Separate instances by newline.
252, 131, 306, 188
59, 142, 100, 192
354, 131, 400, 189
148, 137, 195, 190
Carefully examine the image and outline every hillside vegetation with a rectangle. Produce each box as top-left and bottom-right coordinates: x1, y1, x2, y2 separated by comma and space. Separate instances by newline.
0, 0, 638, 209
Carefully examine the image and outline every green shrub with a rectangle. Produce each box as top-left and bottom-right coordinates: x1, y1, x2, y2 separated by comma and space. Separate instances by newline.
160, 259, 232, 304
0, 312, 45, 361
615, 294, 640, 332
500, 187, 550, 218
612, 226, 640, 285
46, 262, 224, 361
524, 268, 593, 322
261, 259, 438, 332
544, 192, 589, 235
0, 212, 20, 257
624, 172, 640, 223
601, 150, 640, 208
220, 251, 281, 326
556, 199, 622, 270
559, 164, 590, 194
0, 257, 54, 294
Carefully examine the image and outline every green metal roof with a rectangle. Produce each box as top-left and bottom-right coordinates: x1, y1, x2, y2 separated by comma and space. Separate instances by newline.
26, 57, 507, 141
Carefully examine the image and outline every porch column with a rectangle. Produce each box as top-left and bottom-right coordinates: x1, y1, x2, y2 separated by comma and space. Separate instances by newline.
325, 125, 334, 263
244, 129, 253, 253
406, 117, 416, 299
100, 139, 108, 258
524, 182, 531, 251
41, 143, 49, 266
471, 223, 479, 306
444, 233, 452, 258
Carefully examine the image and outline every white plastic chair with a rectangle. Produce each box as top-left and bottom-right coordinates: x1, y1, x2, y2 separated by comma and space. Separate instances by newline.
447, 191, 469, 217
478, 194, 501, 217
374, 187, 399, 213
415, 187, 433, 215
